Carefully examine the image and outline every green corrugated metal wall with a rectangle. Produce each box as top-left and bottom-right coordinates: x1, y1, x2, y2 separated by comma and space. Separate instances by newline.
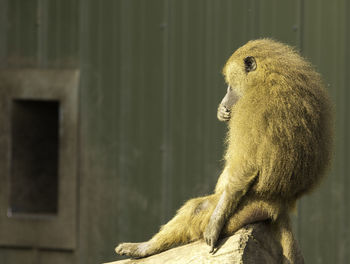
0, 0, 349, 263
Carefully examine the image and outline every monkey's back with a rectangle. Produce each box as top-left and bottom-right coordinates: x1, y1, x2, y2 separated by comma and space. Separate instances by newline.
226, 39, 333, 200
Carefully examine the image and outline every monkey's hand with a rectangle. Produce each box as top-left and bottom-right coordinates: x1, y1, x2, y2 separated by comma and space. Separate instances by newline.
217, 105, 231, 122
204, 218, 223, 253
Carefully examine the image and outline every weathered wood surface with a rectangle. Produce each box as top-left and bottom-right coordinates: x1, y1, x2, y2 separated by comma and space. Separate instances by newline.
104, 223, 286, 264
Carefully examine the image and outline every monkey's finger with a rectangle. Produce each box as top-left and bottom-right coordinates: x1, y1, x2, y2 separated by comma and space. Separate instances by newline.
218, 114, 230, 121
205, 237, 215, 253
209, 245, 215, 254
206, 238, 211, 247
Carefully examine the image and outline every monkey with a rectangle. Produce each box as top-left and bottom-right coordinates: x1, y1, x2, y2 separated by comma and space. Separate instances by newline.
115, 39, 333, 263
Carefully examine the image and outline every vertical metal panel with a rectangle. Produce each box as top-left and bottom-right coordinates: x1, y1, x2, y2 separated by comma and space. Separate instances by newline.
0, 0, 8, 65
344, 3, 350, 262
3, 0, 78, 68
5, 0, 38, 67
37, 0, 79, 67
345, 7, 350, 263
298, 0, 349, 263
38, 251, 75, 264
256, 0, 299, 46
0, 249, 36, 264
79, 1, 166, 263
79, 1, 123, 262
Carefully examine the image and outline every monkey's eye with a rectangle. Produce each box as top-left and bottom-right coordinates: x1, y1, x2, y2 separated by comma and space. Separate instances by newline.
244, 56, 257, 73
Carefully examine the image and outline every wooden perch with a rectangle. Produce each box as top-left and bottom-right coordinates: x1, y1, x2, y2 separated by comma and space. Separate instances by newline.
104, 222, 299, 264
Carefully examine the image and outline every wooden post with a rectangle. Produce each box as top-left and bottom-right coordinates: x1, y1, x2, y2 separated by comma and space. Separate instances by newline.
104, 223, 299, 264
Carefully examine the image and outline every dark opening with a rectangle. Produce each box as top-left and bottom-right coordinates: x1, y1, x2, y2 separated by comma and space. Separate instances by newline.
9, 99, 59, 216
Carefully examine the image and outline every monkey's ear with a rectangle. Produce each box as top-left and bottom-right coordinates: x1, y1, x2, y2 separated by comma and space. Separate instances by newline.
244, 56, 257, 73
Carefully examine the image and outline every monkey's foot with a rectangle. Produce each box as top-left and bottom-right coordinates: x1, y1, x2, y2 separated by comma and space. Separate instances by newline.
115, 242, 151, 258
204, 222, 222, 253
217, 105, 231, 122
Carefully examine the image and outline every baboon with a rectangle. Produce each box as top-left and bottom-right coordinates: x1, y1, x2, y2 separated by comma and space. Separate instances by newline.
115, 39, 333, 263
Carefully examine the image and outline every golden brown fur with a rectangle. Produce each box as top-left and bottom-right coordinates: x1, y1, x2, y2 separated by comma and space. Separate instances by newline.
223, 39, 332, 199
115, 39, 333, 263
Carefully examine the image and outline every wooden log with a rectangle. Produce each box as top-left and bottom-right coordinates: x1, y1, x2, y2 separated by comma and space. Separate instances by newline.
104, 222, 293, 264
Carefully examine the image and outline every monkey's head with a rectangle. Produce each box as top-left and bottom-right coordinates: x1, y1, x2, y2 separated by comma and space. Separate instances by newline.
218, 39, 316, 122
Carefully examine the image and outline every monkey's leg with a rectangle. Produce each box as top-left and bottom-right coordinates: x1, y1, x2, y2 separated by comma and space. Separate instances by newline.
115, 194, 218, 258
275, 214, 304, 264
222, 197, 303, 264
222, 196, 281, 236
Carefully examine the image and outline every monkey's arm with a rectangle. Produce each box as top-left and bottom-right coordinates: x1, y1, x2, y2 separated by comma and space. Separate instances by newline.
204, 189, 243, 252
204, 171, 257, 252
